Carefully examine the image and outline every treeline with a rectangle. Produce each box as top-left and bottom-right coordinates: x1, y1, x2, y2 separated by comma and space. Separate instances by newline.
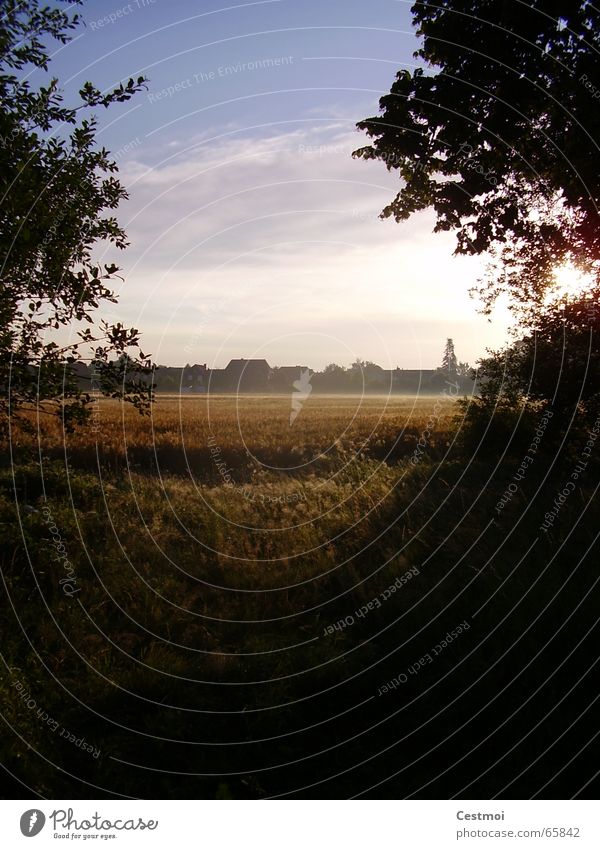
71, 360, 474, 395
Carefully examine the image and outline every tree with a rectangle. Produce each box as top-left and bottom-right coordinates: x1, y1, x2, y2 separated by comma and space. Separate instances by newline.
0, 0, 153, 432
482, 289, 600, 416
323, 363, 346, 375
440, 338, 458, 378
314, 363, 350, 393
460, 287, 600, 454
353, 2, 600, 313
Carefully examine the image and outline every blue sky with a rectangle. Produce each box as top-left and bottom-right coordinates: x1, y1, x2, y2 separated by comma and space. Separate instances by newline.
42, 0, 511, 368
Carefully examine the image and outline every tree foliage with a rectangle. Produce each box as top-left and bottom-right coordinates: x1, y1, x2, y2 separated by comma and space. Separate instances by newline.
0, 0, 154, 431
481, 290, 600, 413
460, 287, 600, 455
354, 1, 600, 312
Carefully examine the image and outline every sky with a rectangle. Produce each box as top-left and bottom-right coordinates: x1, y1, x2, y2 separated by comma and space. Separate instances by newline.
39, 0, 512, 369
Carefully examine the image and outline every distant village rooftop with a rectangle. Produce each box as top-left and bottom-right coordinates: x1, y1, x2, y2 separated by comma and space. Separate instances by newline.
147, 353, 474, 394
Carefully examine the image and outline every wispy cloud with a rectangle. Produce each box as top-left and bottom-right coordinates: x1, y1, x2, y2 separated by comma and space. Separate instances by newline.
97, 124, 510, 367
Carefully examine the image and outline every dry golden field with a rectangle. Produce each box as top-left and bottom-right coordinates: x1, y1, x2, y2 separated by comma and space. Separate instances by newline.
4, 392, 460, 610
16, 393, 457, 477
6, 394, 458, 592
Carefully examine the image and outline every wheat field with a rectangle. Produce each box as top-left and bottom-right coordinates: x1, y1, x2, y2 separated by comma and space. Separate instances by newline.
22, 393, 457, 476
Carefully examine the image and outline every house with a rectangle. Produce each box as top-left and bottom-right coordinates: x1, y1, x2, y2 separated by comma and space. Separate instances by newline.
270, 365, 312, 392
181, 363, 209, 393
211, 358, 272, 392
388, 368, 437, 392
349, 362, 391, 389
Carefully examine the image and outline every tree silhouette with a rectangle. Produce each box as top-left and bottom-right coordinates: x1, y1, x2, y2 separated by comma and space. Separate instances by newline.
440, 338, 458, 379
354, 2, 600, 313
0, 0, 153, 431
482, 288, 600, 417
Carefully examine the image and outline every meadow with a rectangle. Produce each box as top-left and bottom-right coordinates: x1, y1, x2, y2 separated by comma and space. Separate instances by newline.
1, 394, 598, 798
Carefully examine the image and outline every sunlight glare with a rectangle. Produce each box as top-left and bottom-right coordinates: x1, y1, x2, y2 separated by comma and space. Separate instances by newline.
547, 263, 594, 303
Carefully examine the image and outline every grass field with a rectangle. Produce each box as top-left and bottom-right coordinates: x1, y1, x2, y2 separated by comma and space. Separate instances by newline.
1, 394, 599, 798
14, 393, 456, 475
